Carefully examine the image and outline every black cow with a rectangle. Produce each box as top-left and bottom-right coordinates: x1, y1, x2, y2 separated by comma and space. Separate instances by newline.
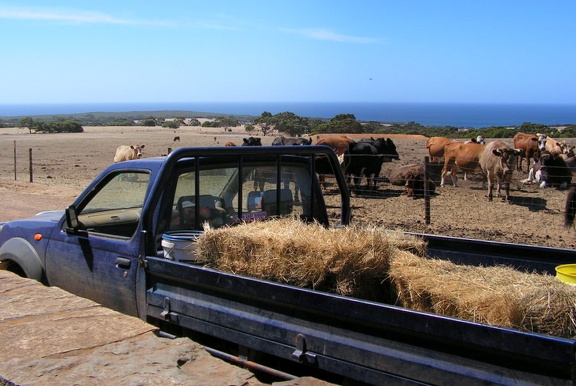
271, 136, 312, 146
358, 137, 400, 161
271, 137, 311, 201
565, 185, 576, 227
523, 151, 571, 189
344, 138, 400, 191
242, 137, 262, 146
241, 137, 264, 190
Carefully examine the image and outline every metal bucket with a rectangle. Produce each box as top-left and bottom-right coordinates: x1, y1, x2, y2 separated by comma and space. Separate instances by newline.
161, 231, 204, 263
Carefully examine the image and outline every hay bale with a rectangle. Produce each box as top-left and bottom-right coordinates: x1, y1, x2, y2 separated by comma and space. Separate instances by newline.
197, 218, 426, 300
197, 218, 576, 337
389, 253, 576, 338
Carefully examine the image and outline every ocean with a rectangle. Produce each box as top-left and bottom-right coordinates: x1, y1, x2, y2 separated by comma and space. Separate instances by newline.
0, 102, 574, 129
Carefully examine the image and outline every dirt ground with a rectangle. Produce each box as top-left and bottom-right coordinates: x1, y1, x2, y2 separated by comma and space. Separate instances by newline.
1, 125, 575, 249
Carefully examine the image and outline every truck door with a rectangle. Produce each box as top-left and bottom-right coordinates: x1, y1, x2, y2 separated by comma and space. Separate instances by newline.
45, 170, 150, 316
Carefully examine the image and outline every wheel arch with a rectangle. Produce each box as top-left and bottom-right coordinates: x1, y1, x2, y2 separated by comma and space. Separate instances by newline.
0, 237, 44, 281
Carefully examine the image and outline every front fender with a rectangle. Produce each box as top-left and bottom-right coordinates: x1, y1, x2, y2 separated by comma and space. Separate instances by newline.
0, 237, 44, 281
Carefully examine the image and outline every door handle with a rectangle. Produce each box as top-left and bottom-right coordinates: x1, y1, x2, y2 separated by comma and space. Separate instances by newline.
115, 257, 131, 269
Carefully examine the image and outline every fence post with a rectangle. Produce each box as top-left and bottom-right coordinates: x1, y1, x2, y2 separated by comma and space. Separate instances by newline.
13, 140, 16, 181
29, 148, 33, 183
424, 156, 431, 225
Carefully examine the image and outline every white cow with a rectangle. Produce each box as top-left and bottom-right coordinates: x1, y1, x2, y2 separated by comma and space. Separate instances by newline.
114, 145, 145, 163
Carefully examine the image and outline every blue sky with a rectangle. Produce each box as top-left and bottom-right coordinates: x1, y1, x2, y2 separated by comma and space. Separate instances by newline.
1, 1, 575, 105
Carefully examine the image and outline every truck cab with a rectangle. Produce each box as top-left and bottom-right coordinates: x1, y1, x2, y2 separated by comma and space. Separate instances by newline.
0, 146, 349, 316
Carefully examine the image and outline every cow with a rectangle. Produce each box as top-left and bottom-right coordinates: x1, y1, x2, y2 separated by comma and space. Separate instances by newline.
343, 137, 399, 191
240, 137, 264, 189
113, 144, 145, 163
405, 171, 436, 198
473, 135, 486, 145
563, 155, 576, 173
224, 141, 236, 146
565, 185, 576, 228
388, 163, 436, 198
440, 142, 485, 187
242, 137, 262, 146
522, 151, 572, 189
538, 134, 567, 154
357, 137, 400, 161
513, 132, 540, 172
389, 163, 424, 186
479, 140, 523, 202
173, 136, 180, 142
425, 137, 458, 161
315, 136, 355, 156
272, 136, 312, 146
271, 136, 312, 201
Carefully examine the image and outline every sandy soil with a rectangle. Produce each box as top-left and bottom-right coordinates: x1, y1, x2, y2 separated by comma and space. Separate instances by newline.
1, 125, 575, 249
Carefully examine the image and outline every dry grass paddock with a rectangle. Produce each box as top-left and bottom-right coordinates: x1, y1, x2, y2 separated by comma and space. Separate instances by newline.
198, 218, 576, 338
1, 126, 576, 248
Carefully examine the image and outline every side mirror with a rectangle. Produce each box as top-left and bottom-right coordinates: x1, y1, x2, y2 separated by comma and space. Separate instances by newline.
65, 205, 86, 236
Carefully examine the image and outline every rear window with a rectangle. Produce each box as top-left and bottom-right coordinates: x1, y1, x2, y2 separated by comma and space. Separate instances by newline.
164, 158, 327, 232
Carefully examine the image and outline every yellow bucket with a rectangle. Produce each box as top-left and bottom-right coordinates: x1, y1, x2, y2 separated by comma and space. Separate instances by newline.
555, 264, 576, 285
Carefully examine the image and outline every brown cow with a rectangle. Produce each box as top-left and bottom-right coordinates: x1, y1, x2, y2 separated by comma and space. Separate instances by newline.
538, 134, 567, 154
513, 132, 540, 172
316, 136, 355, 156
440, 142, 485, 187
224, 141, 236, 146
479, 140, 523, 202
425, 137, 458, 161
388, 161, 443, 186
405, 171, 436, 198
113, 144, 145, 163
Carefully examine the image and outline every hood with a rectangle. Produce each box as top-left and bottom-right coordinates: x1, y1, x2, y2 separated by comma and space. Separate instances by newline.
0, 210, 65, 243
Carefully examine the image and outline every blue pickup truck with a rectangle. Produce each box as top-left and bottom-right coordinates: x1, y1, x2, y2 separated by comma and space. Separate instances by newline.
2, 145, 576, 385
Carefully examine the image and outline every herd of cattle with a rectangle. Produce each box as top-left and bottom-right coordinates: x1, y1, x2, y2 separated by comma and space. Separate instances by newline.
422, 133, 576, 201
112, 132, 576, 205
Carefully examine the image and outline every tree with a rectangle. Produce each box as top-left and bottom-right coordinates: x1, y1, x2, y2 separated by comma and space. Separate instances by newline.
519, 122, 550, 134
19, 117, 35, 133
364, 121, 383, 133
272, 112, 310, 137
254, 111, 274, 136
311, 114, 363, 134
163, 120, 180, 129
109, 118, 135, 126
142, 117, 157, 126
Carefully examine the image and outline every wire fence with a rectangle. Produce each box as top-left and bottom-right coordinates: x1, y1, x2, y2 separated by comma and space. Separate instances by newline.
3, 141, 576, 249
321, 154, 575, 249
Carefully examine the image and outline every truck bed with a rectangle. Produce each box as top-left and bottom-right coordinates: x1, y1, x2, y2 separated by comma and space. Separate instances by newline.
144, 234, 576, 384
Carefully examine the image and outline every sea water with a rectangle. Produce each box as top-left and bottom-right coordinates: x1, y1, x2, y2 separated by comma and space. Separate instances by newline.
0, 102, 574, 129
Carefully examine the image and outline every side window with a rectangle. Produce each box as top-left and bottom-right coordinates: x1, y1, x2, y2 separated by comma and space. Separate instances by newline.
76, 172, 150, 237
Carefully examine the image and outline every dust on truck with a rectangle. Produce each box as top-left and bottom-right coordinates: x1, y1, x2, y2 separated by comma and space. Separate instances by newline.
2, 145, 576, 385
